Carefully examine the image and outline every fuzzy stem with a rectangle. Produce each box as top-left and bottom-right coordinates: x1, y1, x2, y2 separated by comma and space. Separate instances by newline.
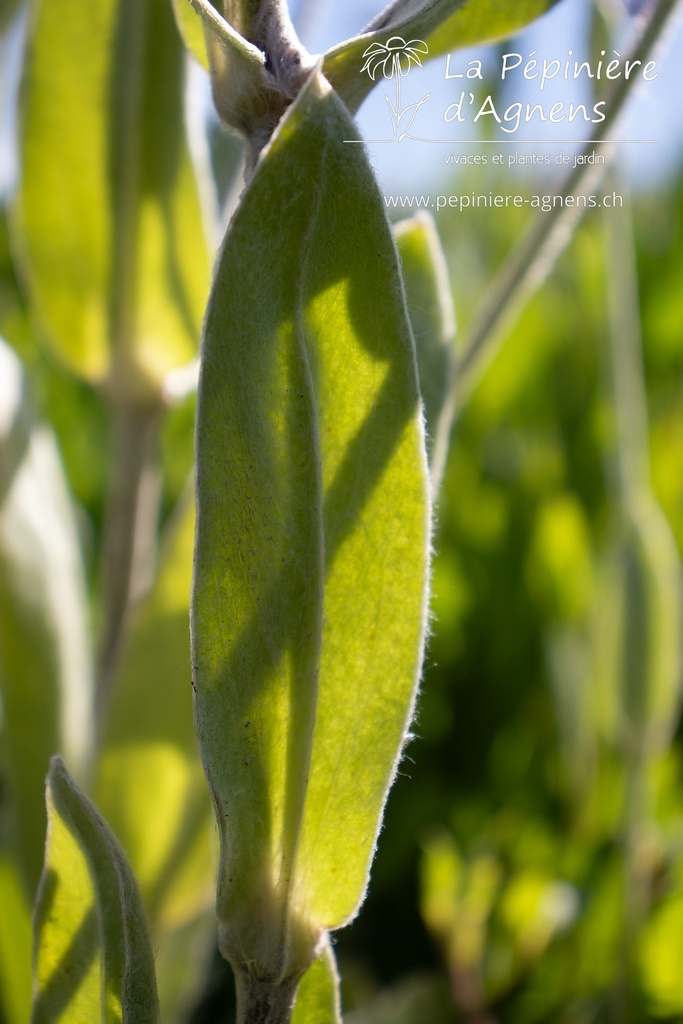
234, 970, 299, 1024
187, 0, 266, 66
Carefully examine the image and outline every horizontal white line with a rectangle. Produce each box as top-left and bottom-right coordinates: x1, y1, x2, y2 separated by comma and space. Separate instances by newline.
344, 139, 658, 144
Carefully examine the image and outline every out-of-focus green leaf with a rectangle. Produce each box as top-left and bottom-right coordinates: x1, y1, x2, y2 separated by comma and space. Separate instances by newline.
545, 626, 597, 794
595, 500, 683, 756
598, 195, 683, 759
15, 0, 208, 398
192, 68, 429, 988
394, 212, 456, 489
0, 338, 92, 896
32, 757, 160, 1024
640, 889, 683, 1016
621, 501, 683, 754
95, 488, 213, 932
153, 911, 216, 1024
420, 830, 500, 972
171, 0, 209, 69
323, 0, 562, 113
0, 854, 32, 1024
526, 495, 594, 625
291, 940, 341, 1024
420, 830, 463, 945
499, 871, 578, 964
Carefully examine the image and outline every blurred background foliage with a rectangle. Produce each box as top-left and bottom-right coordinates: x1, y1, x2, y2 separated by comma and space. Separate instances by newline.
1, 0, 683, 1022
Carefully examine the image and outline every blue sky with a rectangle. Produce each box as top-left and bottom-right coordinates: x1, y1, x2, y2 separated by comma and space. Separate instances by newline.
2, 0, 683, 198
295, 0, 683, 193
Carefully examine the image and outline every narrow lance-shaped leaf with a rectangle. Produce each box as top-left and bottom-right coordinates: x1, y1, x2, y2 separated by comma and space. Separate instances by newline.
192, 68, 429, 1010
32, 757, 160, 1024
394, 212, 456, 490
595, 189, 683, 759
323, 0, 563, 113
15, 0, 208, 398
0, 338, 92, 897
610, 499, 679, 757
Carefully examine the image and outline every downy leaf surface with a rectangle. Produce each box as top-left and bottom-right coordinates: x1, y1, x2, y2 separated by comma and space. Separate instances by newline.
192, 70, 430, 980
323, 0, 563, 113
15, 0, 208, 398
32, 758, 160, 1024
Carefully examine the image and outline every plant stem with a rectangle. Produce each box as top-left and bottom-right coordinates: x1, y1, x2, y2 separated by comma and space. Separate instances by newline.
234, 970, 299, 1024
454, 0, 683, 408
96, 401, 163, 723
187, 0, 266, 67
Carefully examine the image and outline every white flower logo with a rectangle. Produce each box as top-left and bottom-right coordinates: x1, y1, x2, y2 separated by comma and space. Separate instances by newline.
360, 37, 430, 142
360, 36, 429, 80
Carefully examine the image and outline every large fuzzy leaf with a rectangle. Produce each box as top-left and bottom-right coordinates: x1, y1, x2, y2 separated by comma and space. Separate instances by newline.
323, 0, 563, 113
14, 0, 208, 397
32, 758, 160, 1024
192, 69, 429, 986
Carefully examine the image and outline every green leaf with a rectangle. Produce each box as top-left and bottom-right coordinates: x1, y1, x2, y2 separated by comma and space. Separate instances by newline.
95, 487, 213, 931
641, 888, 683, 1016
323, 0, 563, 113
394, 213, 456, 489
291, 941, 342, 1024
32, 757, 160, 1024
14, 0, 209, 397
419, 830, 500, 974
153, 911, 216, 1024
0, 338, 92, 896
192, 68, 429, 991
606, 499, 683, 756
592, 501, 683, 759
171, 0, 209, 70
0, 855, 32, 1024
